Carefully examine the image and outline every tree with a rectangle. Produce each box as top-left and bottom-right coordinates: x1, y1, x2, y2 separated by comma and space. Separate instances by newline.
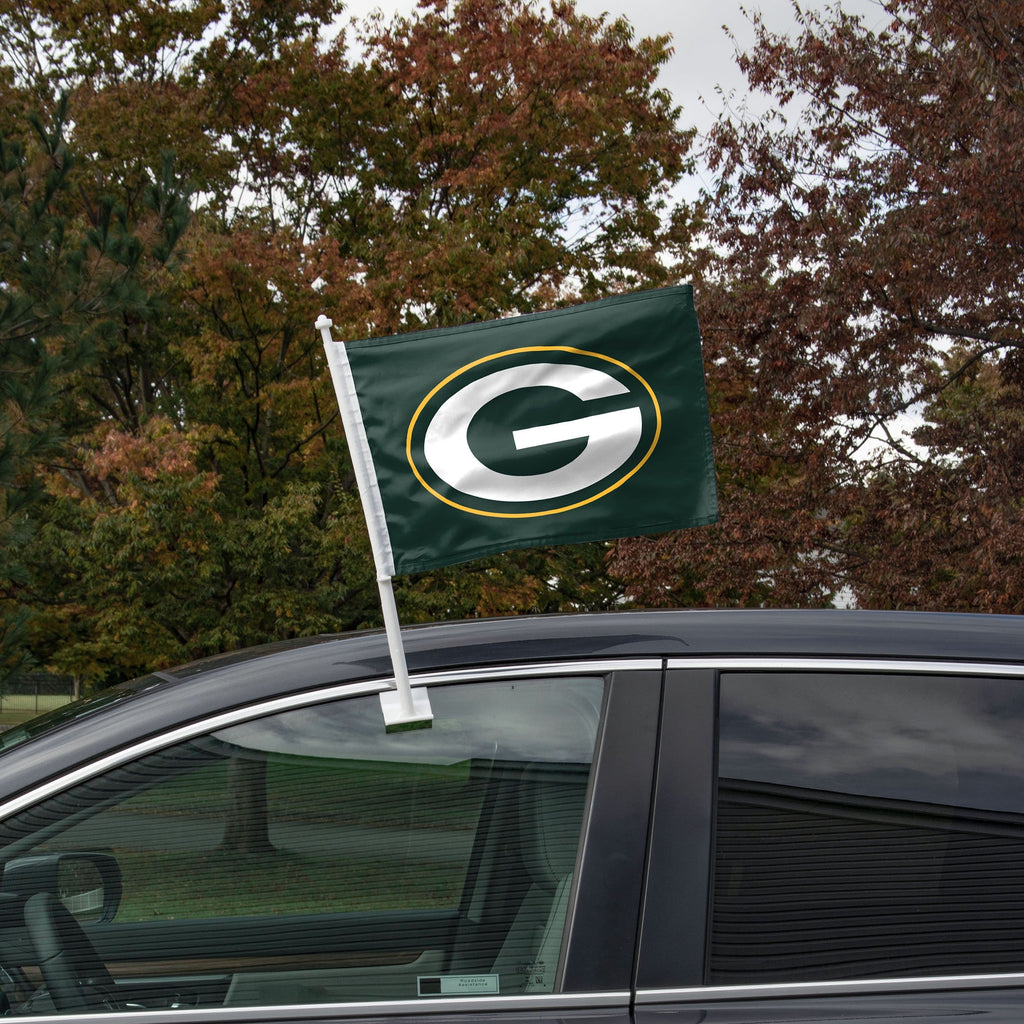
4, 0, 693, 687
0, 108, 190, 683
0, 126, 68, 682
845, 345, 1024, 611
297, 0, 693, 327
613, 0, 1024, 611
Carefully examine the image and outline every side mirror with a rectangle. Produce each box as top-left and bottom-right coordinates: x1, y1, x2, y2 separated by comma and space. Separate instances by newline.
2, 853, 122, 924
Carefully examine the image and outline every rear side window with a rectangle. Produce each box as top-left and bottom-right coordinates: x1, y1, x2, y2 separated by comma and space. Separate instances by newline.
0, 676, 604, 1014
712, 672, 1024, 983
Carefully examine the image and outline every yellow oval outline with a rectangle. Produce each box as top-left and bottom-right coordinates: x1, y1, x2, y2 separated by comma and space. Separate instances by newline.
405, 346, 663, 519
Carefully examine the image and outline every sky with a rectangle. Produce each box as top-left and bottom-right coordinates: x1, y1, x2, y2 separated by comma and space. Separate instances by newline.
568, 0, 885, 130
339, 0, 889, 202
341, 0, 888, 136
601, 0, 887, 195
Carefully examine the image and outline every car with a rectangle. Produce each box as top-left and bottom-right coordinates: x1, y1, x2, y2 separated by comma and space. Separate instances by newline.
0, 608, 1023, 1024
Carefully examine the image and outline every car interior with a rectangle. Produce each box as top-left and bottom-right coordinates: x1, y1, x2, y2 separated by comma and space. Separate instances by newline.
0, 680, 601, 1015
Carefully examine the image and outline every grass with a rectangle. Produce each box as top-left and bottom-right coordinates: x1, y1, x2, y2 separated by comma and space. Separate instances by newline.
94, 756, 485, 922
0, 705, 66, 728
121, 756, 482, 828
115, 848, 466, 920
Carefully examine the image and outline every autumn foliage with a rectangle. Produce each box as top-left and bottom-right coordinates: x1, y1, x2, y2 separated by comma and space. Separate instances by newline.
614, 0, 1024, 613
2, 0, 1022, 690
0, 0, 689, 685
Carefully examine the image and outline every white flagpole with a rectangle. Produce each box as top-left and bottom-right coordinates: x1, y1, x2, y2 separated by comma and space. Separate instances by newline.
316, 315, 432, 731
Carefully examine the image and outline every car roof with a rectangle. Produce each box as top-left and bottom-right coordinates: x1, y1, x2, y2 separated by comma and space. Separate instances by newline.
158, 607, 1024, 688
1, 609, 1021, 803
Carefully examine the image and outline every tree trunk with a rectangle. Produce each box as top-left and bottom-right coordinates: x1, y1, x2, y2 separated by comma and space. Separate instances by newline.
219, 757, 274, 854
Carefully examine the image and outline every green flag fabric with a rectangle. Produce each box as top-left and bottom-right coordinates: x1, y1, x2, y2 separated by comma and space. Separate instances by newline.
330, 286, 717, 575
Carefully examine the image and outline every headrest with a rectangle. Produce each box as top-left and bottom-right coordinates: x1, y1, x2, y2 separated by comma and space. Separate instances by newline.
517, 765, 587, 889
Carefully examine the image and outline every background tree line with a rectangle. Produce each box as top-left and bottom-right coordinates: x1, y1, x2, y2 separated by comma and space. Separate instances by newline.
1, 0, 1020, 691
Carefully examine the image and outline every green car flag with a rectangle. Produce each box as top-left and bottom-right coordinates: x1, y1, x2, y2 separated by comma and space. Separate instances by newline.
321, 285, 717, 576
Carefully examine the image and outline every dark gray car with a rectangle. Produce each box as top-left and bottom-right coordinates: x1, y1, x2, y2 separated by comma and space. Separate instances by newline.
0, 609, 1022, 1024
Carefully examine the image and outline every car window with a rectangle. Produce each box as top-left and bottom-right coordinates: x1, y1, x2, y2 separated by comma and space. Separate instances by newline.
0, 676, 604, 1014
0, 684, 154, 754
712, 671, 1024, 984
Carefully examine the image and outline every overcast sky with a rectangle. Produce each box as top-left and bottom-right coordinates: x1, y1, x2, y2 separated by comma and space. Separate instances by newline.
339, 0, 888, 201
342, 0, 887, 132
582, 0, 887, 129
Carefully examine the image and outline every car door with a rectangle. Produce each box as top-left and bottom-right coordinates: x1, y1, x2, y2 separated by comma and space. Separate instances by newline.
637, 659, 1024, 1024
0, 661, 661, 1024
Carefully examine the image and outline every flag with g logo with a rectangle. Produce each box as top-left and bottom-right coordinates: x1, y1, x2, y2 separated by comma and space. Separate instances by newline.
324, 286, 717, 575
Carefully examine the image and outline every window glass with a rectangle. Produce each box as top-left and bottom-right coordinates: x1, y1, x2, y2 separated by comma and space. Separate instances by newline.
0, 676, 604, 1014
712, 672, 1024, 983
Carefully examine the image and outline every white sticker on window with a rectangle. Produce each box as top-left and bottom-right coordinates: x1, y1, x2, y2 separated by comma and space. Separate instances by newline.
417, 974, 500, 997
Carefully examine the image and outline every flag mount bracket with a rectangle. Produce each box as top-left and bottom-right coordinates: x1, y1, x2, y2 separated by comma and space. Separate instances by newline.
380, 687, 435, 733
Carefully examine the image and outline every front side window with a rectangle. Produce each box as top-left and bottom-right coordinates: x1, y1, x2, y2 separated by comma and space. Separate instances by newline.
0, 676, 604, 1014
712, 671, 1024, 984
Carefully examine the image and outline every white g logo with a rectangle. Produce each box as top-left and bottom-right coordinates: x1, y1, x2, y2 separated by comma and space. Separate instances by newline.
406, 347, 662, 518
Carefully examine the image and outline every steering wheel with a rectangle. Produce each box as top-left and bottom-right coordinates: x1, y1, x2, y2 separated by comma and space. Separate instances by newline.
24, 892, 118, 1012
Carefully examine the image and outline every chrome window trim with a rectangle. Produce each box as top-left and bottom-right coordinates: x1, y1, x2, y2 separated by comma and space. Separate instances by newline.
658, 653, 1024, 1005
0, 658, 658, 823
415, 658, 660, 684
637, 972, 1024, 1003
667, 656, 1024, 677
11, 990, 631, 1023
